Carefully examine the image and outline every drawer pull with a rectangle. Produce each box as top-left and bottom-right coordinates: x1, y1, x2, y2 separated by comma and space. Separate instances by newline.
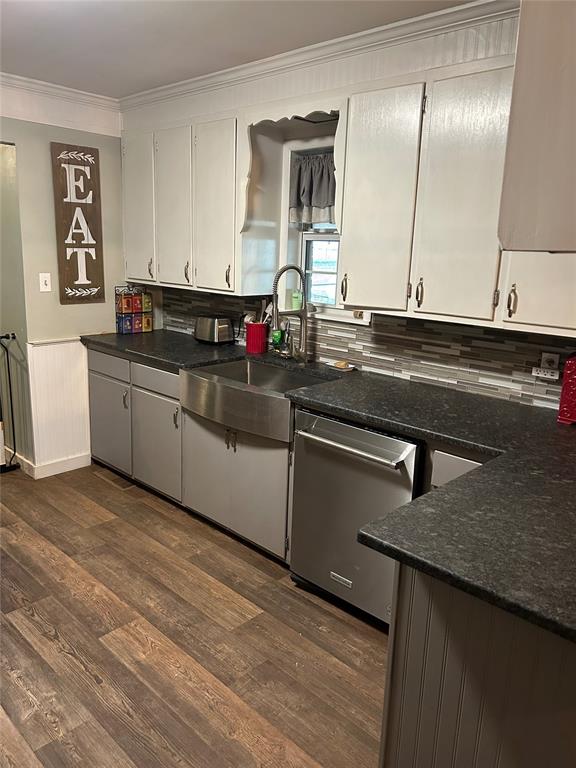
340, 273, 348, 302
507, 283, 518, 318
415, 277, 424, 308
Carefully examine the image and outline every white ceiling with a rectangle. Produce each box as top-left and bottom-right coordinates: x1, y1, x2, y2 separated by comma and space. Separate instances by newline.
0, 0, 467, 99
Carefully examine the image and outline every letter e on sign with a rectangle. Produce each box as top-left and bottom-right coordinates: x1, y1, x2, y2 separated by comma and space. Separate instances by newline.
51, 143, 105, 304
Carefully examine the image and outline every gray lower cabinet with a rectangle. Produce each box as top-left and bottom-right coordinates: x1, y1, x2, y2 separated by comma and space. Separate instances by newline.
182, 412, 289, 557
88, 371, 132, 475
131, 386, 182, 501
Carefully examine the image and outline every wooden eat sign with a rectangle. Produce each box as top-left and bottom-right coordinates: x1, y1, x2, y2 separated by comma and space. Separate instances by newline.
51, 142, 105, 304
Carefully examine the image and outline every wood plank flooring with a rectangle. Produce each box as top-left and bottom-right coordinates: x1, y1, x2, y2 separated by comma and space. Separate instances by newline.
0, 464, 387, 767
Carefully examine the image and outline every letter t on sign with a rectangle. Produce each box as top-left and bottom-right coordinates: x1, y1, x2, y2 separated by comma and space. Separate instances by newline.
50, 143, 105, 304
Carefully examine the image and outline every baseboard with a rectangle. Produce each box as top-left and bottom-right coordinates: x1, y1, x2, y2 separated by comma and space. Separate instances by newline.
3, 449, 35, 478
4, 448, 91, 479
33, 452, 92, 479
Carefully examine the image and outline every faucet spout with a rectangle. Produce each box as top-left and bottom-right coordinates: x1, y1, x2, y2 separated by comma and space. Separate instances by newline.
271, 265, 311, 361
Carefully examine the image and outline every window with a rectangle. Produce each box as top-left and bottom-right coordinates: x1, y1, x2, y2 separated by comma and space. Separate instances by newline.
303, 232, 340, 306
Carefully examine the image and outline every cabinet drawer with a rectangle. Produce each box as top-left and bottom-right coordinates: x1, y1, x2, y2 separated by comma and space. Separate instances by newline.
131, 363, 179, 399
87, 350, 130, 382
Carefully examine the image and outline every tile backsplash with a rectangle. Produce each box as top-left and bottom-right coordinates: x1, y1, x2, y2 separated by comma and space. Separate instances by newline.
162, 288, 263, 337
310, 315, 574, 409
162, 289, 574, 409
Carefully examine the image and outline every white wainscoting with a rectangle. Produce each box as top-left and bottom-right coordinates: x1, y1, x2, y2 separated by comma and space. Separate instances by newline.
26, 339, 91, 478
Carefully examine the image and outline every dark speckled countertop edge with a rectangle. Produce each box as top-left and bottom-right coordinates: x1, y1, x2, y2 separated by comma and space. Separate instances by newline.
357, 527, 576, 643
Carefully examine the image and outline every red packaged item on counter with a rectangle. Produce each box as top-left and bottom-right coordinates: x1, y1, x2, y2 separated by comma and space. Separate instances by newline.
558, 355, 576, 425
246, 322, 268, 355
132, 292, 143, 313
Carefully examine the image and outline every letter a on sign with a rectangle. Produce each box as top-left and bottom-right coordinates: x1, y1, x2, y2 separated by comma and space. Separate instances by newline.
51, 143, 105, 304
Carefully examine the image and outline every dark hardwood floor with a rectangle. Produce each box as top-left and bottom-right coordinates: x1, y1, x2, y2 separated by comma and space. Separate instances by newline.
0, 464, 387, 767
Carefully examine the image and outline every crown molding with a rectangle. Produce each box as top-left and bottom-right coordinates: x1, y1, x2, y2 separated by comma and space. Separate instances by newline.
120, 0, 519, 111
0, 72, 121, 136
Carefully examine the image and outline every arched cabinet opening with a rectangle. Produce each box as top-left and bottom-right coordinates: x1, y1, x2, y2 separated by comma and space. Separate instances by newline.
238, 103, 347, 306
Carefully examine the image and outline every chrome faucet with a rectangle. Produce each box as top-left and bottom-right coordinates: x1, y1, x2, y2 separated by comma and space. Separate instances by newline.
271, 265, 314, 361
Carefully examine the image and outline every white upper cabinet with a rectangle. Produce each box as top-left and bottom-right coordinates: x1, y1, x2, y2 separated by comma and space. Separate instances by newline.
499, 2, 576, 252
500, 251, 576, 332
411, 67, 513, 321
155, 126, 192, 286
122, 132, 156, 282
339, 83, 425, 310
193, 118, 236, 292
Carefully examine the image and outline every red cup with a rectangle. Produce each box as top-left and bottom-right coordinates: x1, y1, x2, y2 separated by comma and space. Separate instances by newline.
246, 322, 268, 354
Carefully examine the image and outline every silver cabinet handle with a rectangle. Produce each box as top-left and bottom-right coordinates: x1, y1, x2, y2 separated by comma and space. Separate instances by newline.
184, 261, 190, 283
122, 390, 129, 409
507, 283, 518, 318
173, 407, 179, 429
225, 264, 231, 288
415, 278, 424, 308
297, 430, 410, 470
340, 273, 348, 302
225, 429, 231, 450
147, 258, 154, 279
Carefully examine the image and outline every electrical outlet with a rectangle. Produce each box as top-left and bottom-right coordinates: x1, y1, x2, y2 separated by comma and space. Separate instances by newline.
39, 272, 52, 292
540, 352, 560, 370
532, 367, 560, 381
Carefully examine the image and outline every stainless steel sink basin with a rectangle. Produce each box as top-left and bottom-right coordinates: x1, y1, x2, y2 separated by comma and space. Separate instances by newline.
179, 360, 324, 442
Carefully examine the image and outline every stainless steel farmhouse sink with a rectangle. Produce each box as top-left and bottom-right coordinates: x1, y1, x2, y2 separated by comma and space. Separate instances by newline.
179, 359, 324, 442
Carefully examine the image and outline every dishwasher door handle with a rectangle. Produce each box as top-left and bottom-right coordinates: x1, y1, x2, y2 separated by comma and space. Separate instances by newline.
297, 430, 410, 470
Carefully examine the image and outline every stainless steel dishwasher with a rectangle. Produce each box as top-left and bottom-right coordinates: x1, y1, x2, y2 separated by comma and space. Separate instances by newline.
290, 410, 420, 623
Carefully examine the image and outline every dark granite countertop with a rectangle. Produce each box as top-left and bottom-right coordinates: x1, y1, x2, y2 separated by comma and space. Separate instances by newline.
81, 331, 343, 380
288, 371, 576, 643
81, 330, 246, 374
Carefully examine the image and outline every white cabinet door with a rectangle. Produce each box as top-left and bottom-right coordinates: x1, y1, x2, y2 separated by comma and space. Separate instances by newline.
339, 83, 425, 310
411, 67, 513, 320
182, 413, 289, 558
155, 126, 192, 287
123, 132, 156, 282
499, 2, 576, 252
193, 118, 236, 291
501, 251, 576, 331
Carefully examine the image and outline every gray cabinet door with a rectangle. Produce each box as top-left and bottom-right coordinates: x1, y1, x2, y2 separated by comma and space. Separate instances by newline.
182, 412, 289, 558
132, 387, 182, 501
88, 372, 132, 475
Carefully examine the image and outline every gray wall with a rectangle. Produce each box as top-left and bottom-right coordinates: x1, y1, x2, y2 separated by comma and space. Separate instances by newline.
0, 142, 34, 460
0, 118, 124, 342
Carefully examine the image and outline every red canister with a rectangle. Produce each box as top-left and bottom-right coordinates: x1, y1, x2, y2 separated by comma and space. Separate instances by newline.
246, 323, 268, 355
558, 355, 576, 425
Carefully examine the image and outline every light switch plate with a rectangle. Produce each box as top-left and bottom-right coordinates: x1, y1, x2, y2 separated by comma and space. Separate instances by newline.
39, 272, 52, 292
